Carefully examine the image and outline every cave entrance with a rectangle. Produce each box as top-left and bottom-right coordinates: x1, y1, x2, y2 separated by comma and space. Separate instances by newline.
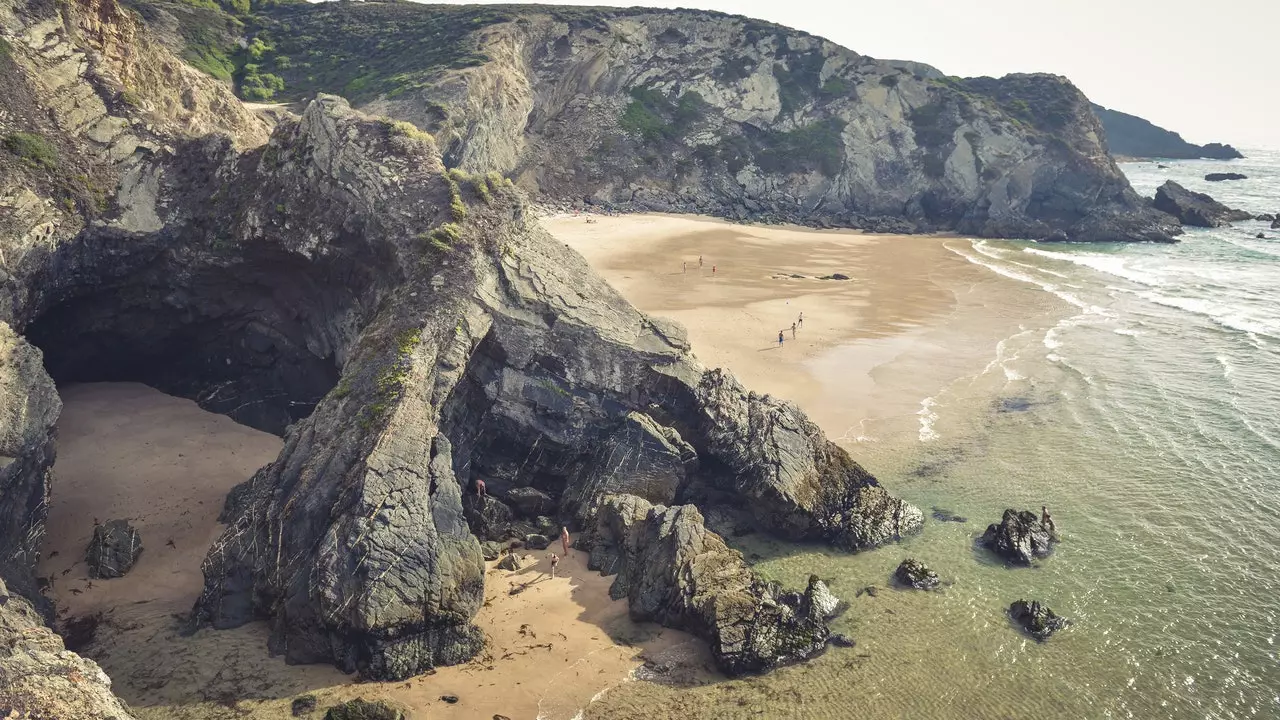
23, 244, 353, 435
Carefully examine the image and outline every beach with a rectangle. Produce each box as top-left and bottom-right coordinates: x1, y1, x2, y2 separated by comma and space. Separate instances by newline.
40, 214, 1076, 719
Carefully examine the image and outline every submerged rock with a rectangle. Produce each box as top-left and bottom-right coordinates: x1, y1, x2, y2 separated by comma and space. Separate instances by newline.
584, 494, 842, 676
1204, 172, 1247, 181
1008, 599, 1069, 641
931, 507, 968, 523
1153, 181, 1253, 227
85, 520, 143, 579
893, 558, 940, 590
979, 509, 1055, 566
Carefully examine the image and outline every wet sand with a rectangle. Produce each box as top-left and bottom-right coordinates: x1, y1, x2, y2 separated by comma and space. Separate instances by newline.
545, 213, 1068, 446
41, 383, 694, 720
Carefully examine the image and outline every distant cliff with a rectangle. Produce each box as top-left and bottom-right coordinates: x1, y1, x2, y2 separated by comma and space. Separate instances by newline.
1091, 104, 1243, 160
143, 1, 1180, 242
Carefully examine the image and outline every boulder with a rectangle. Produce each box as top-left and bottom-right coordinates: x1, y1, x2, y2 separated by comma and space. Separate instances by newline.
480, 541, 504, 561
1153, 181, 1253, 227
1272, 217, 1280, 229
979, 509, 1055, 566
584, 494, 842, 676
497, 553, 524, 572
462, 495, 514, 543
292, 695, 318, 716
523, 534, 551, 550
893, 558, 940, 590
1204, 172, 1247, 181
85, 520, 142, 579
1008, 599, 1068, 641
504, 487, 555, 518
323, 698, 405, 720
1255, 213, 1275, 222
1258, 233, 1267, 239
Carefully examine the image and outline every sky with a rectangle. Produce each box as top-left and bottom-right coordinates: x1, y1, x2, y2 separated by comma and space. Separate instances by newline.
411, 0, 1279, 150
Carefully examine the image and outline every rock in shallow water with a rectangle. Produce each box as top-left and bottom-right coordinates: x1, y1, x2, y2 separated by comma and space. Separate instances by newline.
979, 509, 1056, 566
323, 698, 404, 720
893, 558, 940, 590
85, 519, 142, 579
1009, 599, 1069, 641
1153, 181, 1253, 227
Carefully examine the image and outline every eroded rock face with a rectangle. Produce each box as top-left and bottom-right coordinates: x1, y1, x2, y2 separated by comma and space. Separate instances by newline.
85, 520, 142, 579
893, 558, 940, 590
979, 509, 1055, 566
1153, 181, 1253, 227
0, 577, 137, 719
584, 494, 840, 675
1009, 599, 1068, 641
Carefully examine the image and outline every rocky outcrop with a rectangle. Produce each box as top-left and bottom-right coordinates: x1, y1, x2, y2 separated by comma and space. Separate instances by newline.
584, 494, 842, 675
323, 698, 405, 720
85, 519, 142, 579
979, 509, 1055, 566
1008, 599, 1068, 641
1205, 173, 1247, 182
1091, 104, 1244, 160
218, 3, 1179, 242
1153, 181, 1254, 228
0, 577, 137, 719
893, 558, 940, 590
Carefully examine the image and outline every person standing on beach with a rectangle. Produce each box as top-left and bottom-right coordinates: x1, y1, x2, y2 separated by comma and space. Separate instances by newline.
548, 553, 560, 578
712, 265, 716, 274
560, 526, 571, 556
683, 261, 687, 274
474, 477, 486, 498
798, 311, 804, 327
699, 255, 704, 268
778, 330, 785, 346
791, 322, 797, 339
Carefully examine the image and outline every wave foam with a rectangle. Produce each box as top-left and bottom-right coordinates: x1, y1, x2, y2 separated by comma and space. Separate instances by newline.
917, 396, 940, 443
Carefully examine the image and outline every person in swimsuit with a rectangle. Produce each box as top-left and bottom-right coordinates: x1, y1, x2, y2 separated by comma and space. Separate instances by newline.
548, 553, 560, 578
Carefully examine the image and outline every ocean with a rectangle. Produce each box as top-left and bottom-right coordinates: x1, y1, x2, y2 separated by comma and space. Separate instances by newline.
586, 151, 1280, 718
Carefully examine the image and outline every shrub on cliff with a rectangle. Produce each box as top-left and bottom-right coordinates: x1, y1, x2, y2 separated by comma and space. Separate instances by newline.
3, 132, 58, 169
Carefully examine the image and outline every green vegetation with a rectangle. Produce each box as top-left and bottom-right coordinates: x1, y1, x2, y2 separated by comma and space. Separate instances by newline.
619, 86, 707, 143
239, 63, 285, 99
442, 172, 467, 222
821, 76, 852, 97
421, 222, 461, 252
907, 101, 959, 147
118, 90, 143, 108
0, 37, 13, 60
363, 328, 422, 428
385, 119, 432, 144
771, 50, 825, 116
184, 44, 236, 81
3, 132, 58, 169
755, 118, 847, 177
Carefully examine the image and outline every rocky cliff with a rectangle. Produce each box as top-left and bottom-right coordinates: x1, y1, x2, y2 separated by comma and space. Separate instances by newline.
1091, 103, 1243, 160
151, 2, 1180, 242
0, 0, 922, 699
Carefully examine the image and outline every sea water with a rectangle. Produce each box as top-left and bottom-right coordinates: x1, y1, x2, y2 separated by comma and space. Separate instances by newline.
587, 151, 1280, 719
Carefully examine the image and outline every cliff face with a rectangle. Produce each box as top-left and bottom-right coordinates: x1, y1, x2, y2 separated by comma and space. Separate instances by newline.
236, 3, 1180, 242
1091, 104, 1244, 160
0, 0, 923, 696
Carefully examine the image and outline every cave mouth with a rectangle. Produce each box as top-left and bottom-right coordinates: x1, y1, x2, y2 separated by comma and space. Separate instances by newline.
23, 246, 353, 436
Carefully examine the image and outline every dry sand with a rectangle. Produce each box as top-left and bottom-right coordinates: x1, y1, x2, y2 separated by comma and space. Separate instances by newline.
544, 213, 1067, 446
41, 383, 697, 720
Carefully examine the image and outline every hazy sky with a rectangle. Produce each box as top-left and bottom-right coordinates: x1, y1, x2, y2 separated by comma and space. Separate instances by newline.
413, 0, 1279, 149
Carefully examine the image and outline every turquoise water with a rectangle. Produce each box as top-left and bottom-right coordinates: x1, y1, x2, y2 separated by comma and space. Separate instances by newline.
588, 151, 1280, 719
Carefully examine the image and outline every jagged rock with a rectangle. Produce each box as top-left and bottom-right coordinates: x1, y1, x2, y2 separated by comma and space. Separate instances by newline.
480, 541, 504, 561
1204, 172, 1247, 181
583, 494, 841, 676
1008, 599, 1068, 641
1258, 233, 1268, 239
0, 577, 138, 719
504, 487, 555, 518
979, 509, 1055, 566
497, 553, 524, 572
893, 558, 940, 590
324, 698, 405, 720
292, 695, 318, 716
1255, 213, 1275, 222
523, 534, 551, 551
829, 633, 856, 648
1153, 181, 1253, 227
85, 520, 143, 579
533, 516, 557, 536
1272, 217, 1280, 229
462, 495, 514, 543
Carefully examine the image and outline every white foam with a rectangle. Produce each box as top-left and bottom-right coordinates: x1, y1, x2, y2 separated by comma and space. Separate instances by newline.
1022, 247, 1164, 287
917, 396, 940, 442
1138, 290, 1280, 340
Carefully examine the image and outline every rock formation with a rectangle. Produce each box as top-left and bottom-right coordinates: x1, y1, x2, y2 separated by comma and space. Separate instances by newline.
1091, 104, 1244, 160
1008, 599, 1068, 641
0, 577, 137, 719
1153, 181, 1254, 228
979, 509, 1056, 566
323, 698, 405, 720
584, 494, 843, 675
1205, 172, 1247, 181
85, 519, 142, 579
136, 2, 1180, 242
893, 558, 940, 590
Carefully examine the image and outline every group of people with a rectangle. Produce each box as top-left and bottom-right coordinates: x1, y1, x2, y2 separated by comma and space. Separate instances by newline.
682, 255, 715, 274
475, 477, 571, 578
778, 311, 804, 346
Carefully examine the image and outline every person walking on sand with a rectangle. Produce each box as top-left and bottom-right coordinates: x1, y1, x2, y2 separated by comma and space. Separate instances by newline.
798, 311, 804, 327
683, 261, 687, 274
474, 477, 486, 498
699, 255, 704, 268
791, 322, 797, 339
712, 265, 716, 274
778, 330, 785, 346
560, 526, 571, 556
548, 552, 560, 578
1041, 505, 1056, 533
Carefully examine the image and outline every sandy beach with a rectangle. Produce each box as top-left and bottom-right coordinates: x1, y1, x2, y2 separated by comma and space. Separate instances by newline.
544, 213, 1068, 447
41, 383, 696, 720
